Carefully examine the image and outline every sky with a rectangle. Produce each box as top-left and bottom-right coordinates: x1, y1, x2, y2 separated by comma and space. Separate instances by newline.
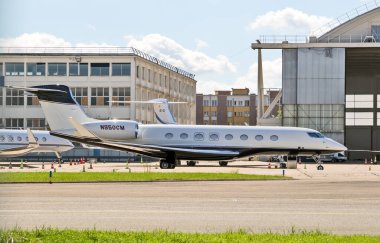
0, 0, 371, 94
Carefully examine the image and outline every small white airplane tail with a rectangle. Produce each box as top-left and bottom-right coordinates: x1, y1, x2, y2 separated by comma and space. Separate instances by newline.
111, 98, 187, 125
9, 85, 95, 131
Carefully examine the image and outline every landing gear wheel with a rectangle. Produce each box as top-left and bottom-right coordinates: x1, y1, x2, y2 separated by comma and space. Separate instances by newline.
219, 161, 228, 166
169, 163, 176, 169
160, 160, 170, 169
186, 161, 196, 166
317, 165, 324, 170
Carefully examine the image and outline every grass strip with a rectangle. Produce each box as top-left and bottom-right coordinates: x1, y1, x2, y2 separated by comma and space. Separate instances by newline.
0, 228, 379, 243
0, 172, 287, 183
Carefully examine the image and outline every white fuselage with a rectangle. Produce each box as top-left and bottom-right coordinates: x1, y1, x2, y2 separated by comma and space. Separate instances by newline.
0, 129, 74, 157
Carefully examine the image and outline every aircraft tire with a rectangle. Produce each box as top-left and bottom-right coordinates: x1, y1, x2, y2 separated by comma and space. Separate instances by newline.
160, 160, 170, 169
317, 165, 324, 170
219, 161, 228, 166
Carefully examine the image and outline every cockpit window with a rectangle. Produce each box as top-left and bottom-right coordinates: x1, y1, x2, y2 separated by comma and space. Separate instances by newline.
307, 132, 324, 138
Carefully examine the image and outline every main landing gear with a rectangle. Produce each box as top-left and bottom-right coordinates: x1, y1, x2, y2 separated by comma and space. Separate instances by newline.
313, 155, 324, 170
159, 152, 177, 169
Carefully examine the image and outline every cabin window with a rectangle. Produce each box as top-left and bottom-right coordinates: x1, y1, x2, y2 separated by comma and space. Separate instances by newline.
209, 133, 219, 141
270, 135, 279, 141
0, 135, 4, 142
17, 136, 22, 142
180, 133, 188, 139
7, 135, 14, 142
307, 132, 324, 138
255, 135, 263, 141
165, 133, 174, 139
42, 137, 47, 142
240, 134, 248, 140
225, 134, 233, 140
194, 132, 204, 141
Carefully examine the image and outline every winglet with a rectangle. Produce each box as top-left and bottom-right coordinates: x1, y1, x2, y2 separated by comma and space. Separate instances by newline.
26, 128, 39, 148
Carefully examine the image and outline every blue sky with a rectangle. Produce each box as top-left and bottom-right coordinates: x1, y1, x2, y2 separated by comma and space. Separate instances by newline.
0, 0, 369, 93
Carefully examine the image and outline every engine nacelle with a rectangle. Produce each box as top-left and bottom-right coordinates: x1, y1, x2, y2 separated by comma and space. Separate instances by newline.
82, 120, 139, 140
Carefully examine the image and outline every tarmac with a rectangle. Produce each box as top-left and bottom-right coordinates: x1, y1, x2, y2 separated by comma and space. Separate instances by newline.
0, 160, 380, 234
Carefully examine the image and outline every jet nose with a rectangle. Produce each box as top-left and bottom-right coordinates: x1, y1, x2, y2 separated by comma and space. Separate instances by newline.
326, 138, 347, 152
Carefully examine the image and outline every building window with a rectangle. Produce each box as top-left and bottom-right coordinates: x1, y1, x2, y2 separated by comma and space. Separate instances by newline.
211, 111, 217, 117
240, 134, 248, 140
5, 118, 24, 129
6, 89, 24, 106
227, 111, 233, 117
211, 100, 218, 106
136, 65, 140, 78
0, 88, 2, 106
165, 133, 174, 139
203, 111, 209, 117
203, 100, 209, 106
91, 87, 109, 106
112, 63, 131, 76
345, 112, 373, 126
27, 63, 45, 76
227, 100, 233, 107
48, 63, 66, 76
270, 135, 279, 141
69, 63, 88, 76
5, 62, 24, 76
346, 95, 373, 108
26, 93, 40, 106
71, 87, 88, 106
91, 63, 109, 76
112, 87, 131, 106
238, 101, 243, 106
377, 95, 380, 108
180, 133, 188, 139
0, 63, 3, 76
244, 111, 250, 117
27, 118, 45, 130
194, 132, 204, 141
255, 135, 263, 141
245, 100, 250, 106
377, 112, 380, 126
142, 67, 145, 80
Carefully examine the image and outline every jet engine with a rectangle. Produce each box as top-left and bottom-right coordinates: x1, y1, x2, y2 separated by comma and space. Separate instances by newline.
82, 120, 139, 140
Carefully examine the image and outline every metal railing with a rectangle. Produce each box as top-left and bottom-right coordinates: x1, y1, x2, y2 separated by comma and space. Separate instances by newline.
311, 1, 379, 37
258, 35, 309, 44
0, 46, 196, 79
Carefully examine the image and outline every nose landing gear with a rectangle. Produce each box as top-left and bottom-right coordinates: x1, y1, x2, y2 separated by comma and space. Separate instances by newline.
313, 155, 324, 170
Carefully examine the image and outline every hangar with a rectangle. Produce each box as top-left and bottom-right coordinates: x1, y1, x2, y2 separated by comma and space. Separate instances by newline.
252, 4, 380, 160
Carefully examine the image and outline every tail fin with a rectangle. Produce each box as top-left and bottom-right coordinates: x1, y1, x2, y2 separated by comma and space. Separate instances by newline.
11, 85, 95, 131
111, 98, 186, 124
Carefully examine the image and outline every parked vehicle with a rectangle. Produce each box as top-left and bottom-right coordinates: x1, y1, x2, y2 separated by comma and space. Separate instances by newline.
320, 152, 347, 162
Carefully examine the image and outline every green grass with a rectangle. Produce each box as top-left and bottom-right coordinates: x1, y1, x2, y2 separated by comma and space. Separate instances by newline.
0, 228, 379, 243
0, 172, 287, 183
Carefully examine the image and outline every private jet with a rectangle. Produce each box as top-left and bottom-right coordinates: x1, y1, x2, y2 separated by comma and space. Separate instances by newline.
0, 128, 74, 158
10, 85, 347, 169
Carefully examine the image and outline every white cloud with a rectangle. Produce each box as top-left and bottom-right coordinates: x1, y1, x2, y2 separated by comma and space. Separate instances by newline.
0, 33, 72, 47
125, 34, 236, 74
195, 39, 208, 50
249, 8, 332, 34
87, 24, 97, 31
0, 32, 120, 49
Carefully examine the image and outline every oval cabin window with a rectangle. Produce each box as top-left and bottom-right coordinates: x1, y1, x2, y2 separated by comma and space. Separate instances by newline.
0, 135, 5, 142
42, 137, 47, 142
255, 135, 263, 141
270, 135, 279, 141
8, 136, 14, 142
180, 133, 188, 139
225, 134, 233, 140
194, 132, 204, 141
165, 133, 174, 139
17, 136, 22, 142
209, 133, 219, 141
240, 134, 248, 140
